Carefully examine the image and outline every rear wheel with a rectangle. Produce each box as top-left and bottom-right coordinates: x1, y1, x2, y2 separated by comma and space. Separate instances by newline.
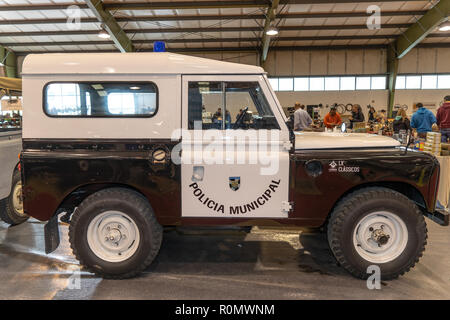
69, 188, 163, 279
327, 187, 427, 280
0, 169, 29, 226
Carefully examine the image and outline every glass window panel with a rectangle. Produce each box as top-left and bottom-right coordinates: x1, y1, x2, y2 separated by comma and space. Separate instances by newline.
340, 77, 356, 90
395, 76, 406, 89
107, 93, 135, 115
268, 78, 279, 91
44, 82, 157, 117
356, 77, 371, 90
294, 77, 309, 91
188, 81, 223, 130
278, 78, 293, 91
325, 77, 340, 91
438, 75, 450, 89
421, 75, 437, 89
405, 76, 421, 89
371, 76, 386, 90
225, 82, 279, 130
309, 77, 324, 91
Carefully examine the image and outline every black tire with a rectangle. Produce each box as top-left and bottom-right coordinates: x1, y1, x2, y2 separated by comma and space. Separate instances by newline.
69, 188, 163, 279
0, 169, 29, 226
327, 187, 427, 280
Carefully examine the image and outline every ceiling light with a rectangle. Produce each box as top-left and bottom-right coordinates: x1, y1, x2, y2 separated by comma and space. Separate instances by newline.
439, 21, 450, 31
98, 27, 111, 39
266, 26, 279, 36
130, 86, 141, 90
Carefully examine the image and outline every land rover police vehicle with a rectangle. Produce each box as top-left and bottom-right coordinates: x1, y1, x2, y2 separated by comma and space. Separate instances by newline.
19, 52, 447, 280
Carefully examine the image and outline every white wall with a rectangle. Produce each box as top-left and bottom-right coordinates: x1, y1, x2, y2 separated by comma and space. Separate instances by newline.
275, 89, 449, 118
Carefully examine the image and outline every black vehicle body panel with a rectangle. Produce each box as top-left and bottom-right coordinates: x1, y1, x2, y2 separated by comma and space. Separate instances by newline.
289, 148, 440, 226
21, 139, 181, 223
21, 139, 440, 228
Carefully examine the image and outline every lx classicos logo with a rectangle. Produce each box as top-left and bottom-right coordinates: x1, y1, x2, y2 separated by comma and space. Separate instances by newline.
329, 161, 360, 173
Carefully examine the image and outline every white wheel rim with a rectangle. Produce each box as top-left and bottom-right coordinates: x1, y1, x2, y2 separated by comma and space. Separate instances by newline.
87, 211, 140, 263
12, 181, 25, 216
353, 211, 408, 264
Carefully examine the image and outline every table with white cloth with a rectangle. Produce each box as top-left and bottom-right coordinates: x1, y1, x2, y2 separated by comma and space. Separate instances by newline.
436, 156, 450, 210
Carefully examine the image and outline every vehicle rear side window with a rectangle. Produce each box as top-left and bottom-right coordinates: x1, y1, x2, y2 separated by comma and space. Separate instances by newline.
44, 82, 158, 117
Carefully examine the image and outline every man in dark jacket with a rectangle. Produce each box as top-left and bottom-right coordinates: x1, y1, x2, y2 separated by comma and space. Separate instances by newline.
437, 95, 450, 143
349, 104, 365, 129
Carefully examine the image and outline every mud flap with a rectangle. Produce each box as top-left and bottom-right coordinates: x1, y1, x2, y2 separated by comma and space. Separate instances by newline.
44, 214, 60, 254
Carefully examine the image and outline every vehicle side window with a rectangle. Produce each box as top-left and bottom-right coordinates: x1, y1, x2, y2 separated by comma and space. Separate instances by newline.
226, 82, 280, 130
187, 81, 279, 130
44, 82, 157, 117
188, 81, 223, 130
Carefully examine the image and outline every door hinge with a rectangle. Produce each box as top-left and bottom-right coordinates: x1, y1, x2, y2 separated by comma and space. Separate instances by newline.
282, 201, 294, 213
283, 140, 293, 151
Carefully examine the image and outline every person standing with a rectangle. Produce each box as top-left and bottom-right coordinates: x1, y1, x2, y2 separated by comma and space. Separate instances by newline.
393, 109, 411, 133
323, 106, 342, 129
368, 106, 378, 122
410, 103, 437, 139
436, 95, 450, 143
349, 104, 365, 129
293, 102, 312, 131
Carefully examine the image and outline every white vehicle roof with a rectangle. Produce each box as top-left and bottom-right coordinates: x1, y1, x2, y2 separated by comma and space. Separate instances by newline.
22, 52, 265, 76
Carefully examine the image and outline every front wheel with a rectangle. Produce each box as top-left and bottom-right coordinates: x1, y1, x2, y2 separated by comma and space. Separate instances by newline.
0, 169, 29, 226
327, 187, 427, 280
69, 188, 163, 279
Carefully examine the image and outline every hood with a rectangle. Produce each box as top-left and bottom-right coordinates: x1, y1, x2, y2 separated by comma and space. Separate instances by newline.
416, 108, 428, 114
294, 132, 400, 150
441, 102, 450, 109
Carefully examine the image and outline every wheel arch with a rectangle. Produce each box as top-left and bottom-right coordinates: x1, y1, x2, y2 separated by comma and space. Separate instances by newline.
56, 183, 156, 220
323, 181, 427, 228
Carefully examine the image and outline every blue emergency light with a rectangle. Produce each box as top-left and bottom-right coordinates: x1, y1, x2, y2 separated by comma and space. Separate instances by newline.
153, 41, 166, 52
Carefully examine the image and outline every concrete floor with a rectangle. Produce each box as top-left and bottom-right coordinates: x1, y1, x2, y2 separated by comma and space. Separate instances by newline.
0, 218, 449, 300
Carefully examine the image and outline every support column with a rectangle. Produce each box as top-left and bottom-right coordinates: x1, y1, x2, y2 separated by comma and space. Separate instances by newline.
0, 46, 17, 78
260, 0, 280, 67
387, 45, 399, 118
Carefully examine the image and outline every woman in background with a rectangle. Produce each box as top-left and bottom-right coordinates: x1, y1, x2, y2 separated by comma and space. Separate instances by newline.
393, 109, 411, 133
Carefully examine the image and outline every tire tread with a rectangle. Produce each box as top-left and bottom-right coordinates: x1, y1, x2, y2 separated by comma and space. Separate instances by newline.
68, 188, 163, 279
0, 170, 29, 226
327, 187, 427, 280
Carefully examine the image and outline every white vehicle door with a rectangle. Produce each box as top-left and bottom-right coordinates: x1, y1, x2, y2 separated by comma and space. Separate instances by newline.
180, 75, 291, 218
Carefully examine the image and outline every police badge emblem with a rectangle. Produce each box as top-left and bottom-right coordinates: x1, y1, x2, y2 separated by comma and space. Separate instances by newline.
229, 177, 240, 191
